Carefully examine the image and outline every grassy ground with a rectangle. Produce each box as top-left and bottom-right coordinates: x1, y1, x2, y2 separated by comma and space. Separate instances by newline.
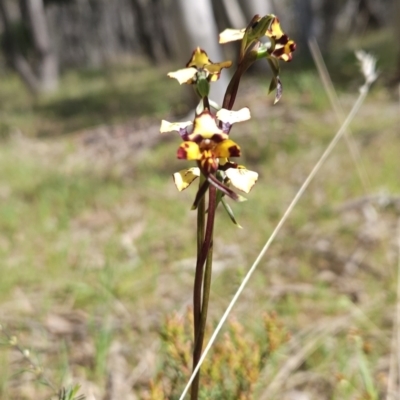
0, 32, 400, 399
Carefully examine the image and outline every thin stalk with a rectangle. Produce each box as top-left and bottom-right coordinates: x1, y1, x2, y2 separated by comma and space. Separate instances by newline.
222, 52, 257, 110
197, 227, 214, 354
191, 185, 217, 400
193, 174, 206, 342
222, 56, 254, 110
196, 174, 206, 258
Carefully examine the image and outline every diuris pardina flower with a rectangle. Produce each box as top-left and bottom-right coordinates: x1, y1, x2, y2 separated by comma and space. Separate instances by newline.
219, 15, 296, 62
160, 108, 258, 205
167, 47, 232, 85
219, 15, 296, 104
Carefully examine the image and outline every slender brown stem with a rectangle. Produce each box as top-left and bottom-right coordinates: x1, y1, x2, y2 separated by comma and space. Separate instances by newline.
196, 227, 214, 356
193, 174, 206, 338
222, 56, 256, 110
191, 184, 217, 400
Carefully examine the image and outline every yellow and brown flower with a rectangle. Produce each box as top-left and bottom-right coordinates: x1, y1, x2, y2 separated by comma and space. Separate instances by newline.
219, 15, 296, 62
160, 108, 258, 199
167, 47, 232, 85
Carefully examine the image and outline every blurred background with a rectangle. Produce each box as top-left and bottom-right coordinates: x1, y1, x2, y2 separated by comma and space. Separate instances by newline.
0, 0, 399, 399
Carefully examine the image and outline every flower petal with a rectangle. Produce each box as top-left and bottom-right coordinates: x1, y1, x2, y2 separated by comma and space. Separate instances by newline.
216, 107, 251, 125
205, 61, 233, 82
189, 111, 228, 141
219, 28, 245, 44
187, 47, 211, 68
266, 17, 296, 62
160, 120, 192, 133
271, 40, 296, 61
177, 141, 201, 160
266, 17, 285, 40
173, 168, 200, 191
167, 67, 197, 84
225, 167, 258, 193
214, 139, 241, 158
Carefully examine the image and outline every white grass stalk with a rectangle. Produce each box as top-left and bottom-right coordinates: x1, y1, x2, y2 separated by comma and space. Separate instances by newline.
308, 37, 372, 193
178, 54, 377, 400
387, 219, 400, 399
386, 87, 400, 399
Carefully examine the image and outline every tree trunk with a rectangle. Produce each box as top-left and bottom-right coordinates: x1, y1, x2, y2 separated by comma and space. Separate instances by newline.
293, 0, 313, 62
394, 0, 400, 81
171, 0, 230, 107
318, 0, 340, 53
238, 0, 274, 20
220, 0, 246, 28
0, 0, 40, 93
23, 0, 58, 91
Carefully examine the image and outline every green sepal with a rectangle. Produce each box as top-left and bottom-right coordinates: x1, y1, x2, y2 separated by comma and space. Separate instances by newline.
221, 198, 242, 228
196, 76, 210, 98
267, 57, 282, 104
244, 14, 275, 49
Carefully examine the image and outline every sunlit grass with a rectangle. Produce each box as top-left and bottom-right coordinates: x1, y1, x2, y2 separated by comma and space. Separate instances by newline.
0, 40, 399, 398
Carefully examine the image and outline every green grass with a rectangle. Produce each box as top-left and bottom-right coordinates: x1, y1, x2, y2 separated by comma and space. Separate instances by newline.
0, 36, 399, 399
0, 58, 181, 138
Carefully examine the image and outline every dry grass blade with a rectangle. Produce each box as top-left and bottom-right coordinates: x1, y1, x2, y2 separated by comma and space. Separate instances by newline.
178, 53, 378, 400
386, 219, 400, 399
259, 299, 382, 398
308, 37, 372, 193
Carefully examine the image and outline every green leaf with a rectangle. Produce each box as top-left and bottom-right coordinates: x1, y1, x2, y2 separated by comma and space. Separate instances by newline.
268, 76, 282, 104
267, 56, 280, 78
221, 198, 242, 228
267, 57, 282, 103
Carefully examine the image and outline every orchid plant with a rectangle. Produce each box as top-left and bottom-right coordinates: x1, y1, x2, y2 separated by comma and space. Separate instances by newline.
160, 14, 295, 399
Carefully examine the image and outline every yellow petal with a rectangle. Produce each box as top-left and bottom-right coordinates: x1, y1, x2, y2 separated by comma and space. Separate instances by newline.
160, 120, 192, 133
167, 67, 197, 84
225, 167, 258, 193
190, 111, 227, 140
214, 139, 241, 158
205, 60, 233, 74
266, 17, 284, 40
173, 168, 200, 191
177, 141, 201, 160
271, 40, 296, 61
187, 47, 211, 68
219, 28, 245, 44
216, 107, 251, 125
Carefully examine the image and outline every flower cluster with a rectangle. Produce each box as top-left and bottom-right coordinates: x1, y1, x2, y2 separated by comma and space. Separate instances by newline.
161, 14, 295, 212
161, 107, 258, 205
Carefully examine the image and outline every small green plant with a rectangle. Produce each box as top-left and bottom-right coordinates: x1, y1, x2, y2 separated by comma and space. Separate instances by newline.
144, 309, 289, 399
160, 14, 296, 399
0, 324, 86, 400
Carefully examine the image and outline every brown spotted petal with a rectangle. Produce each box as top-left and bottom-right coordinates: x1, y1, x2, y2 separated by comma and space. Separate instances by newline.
177, 141, 201, 160
266, 17, 296, 62
214, 139, 241, 158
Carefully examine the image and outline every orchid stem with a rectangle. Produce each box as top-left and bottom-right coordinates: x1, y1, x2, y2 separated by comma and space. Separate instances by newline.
222, 57, 254, 110
191, 184, 217, 400
194, 174, 206, 338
